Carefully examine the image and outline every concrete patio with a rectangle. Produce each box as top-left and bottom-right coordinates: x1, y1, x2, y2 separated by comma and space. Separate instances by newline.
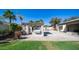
21, 30, 79, 41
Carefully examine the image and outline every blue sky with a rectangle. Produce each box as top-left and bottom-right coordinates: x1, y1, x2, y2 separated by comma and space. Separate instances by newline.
0, 9, 79, 25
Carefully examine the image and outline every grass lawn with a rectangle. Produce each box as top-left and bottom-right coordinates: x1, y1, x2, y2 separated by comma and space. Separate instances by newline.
51, 41, 79, 50
0, 40, 79, 50
0, 40, 47, 50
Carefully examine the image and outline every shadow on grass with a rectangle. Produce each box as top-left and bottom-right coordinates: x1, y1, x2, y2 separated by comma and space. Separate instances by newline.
0, 41, 10, 44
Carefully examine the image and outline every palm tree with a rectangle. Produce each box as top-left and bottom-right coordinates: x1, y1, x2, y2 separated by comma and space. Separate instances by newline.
18, 15, 23, 25
3, 10, 16, 30
28, 20, 34, 26
35, 19, 44, 26
49, 17, 61, 30
3, 10, 16, 23
39, 19, 44, 25
28, 19, 44, 30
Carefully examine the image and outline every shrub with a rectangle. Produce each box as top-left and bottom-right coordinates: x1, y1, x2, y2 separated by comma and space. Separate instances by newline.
0, 30, 5, 34
10, 23, 22, 31
10, 23, 18, 31
16, 25, 22, 31
0, 29, 9, 36
10, 23, 22, 39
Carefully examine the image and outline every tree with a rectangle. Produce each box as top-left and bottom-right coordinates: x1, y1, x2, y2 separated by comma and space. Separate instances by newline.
0, 16, 4, 24
28, 20, 34, 27
3, 10, 16, 23
66, 16, 79, 21
63, 19, 68, 22
28, 20, 35, 30
35, 19, 44, 26
63, 16, 79, 22
28, 19, 44, 30
0, 16, 7, 24
18, 15, 23, 25
39, 19, 44, 25
49, 17, 61, 30
3, 10, 16, 30
0, 21, 2, 24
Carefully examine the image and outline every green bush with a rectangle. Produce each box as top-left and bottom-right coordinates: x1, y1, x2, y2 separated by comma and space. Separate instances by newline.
16, 25, 22, 31
10, 23, 22, 31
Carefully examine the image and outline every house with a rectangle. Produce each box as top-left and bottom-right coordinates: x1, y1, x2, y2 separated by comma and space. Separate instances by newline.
59, 18, 79, 34
21, 23, 32, 34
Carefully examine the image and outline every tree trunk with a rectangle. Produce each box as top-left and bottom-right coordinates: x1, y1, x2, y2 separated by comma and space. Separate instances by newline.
21, 20, 23, 25
9, 18, 12, 31
54, 24, 57, 30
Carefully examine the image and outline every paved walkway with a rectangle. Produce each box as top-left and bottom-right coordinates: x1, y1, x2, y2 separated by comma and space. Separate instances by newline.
21, 31, 79, 41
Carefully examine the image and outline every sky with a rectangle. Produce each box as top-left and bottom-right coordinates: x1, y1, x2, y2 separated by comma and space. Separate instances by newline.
0, 9, 79, 25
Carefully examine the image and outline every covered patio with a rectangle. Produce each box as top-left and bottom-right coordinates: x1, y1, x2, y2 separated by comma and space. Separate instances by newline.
59, 18, 79, 34
66, 20, 79, 33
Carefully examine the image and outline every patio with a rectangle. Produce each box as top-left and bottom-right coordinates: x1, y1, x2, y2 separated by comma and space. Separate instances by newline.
21, 30, 79, 41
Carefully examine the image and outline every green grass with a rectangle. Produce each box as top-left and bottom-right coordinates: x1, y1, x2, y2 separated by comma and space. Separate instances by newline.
0, 40, 79, 50
0, 40, 47, 50
51, 41, 79, 50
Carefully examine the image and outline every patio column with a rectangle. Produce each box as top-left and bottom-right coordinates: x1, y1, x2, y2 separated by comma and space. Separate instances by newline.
41, 25, 44, 36
56, 24, 60, 32
61, 24, 67, 32
30, 26, 32, 34
25, 25, 29, 34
